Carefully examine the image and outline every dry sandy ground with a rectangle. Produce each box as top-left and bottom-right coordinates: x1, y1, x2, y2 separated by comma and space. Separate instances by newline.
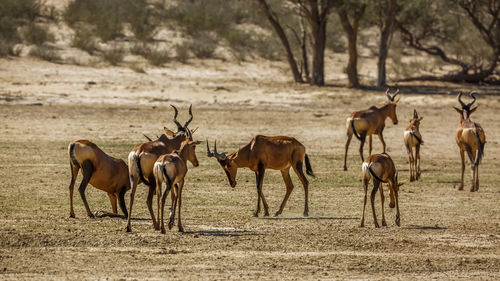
0, 57, 499, 280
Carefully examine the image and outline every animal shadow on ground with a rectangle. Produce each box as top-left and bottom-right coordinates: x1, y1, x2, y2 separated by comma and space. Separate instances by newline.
404, 224, 447, 230
183, 230, 260, 237
262, 216, 358, 221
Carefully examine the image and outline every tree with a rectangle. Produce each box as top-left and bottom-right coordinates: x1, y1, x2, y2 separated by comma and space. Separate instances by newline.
396, 0, 500, 83
256, 0, 338, 86
375, 0, 397, 87
336, 1, 366, 88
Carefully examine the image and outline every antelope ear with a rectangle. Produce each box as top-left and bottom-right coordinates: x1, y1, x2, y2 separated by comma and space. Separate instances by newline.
469, 106, 478, 114
192, 140, 202, 145
418, 117, 423, 121
453, 106, 462, 114
164, 127, 175, 137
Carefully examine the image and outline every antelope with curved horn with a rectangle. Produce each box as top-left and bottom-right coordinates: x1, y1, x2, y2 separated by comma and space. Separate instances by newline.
344, 89, 400, 171
126, 104, 198, 232
403, 109, 424, 181
153, 139, 201, 234
454, 92, 486, 192
360, 153, 403, 228
67, 140, 130, 219
207, 135, 315, 217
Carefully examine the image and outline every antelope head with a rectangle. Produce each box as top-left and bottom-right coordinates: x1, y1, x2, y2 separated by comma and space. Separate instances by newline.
453, 92, 478, 120
164, 104, 196, 139
179, 140, 202, 167
410, 109, 423, 125
385, 88, 400, 125
206, 140, 237, 188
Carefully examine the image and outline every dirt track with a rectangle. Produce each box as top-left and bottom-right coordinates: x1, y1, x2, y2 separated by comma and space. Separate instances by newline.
0, 58, 499, 280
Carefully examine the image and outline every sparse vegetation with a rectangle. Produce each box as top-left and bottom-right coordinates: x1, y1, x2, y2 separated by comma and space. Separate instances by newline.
71, 26, 99, 54
188, 34, 217, 59
102, 46, 125, 65
29, 45, 60, 62
21, 23, 54, 45
175, 43, 189, 63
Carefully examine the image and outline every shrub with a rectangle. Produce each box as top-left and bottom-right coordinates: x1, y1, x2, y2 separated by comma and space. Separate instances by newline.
102, 46, 125, 65
188, 34, 217, 59
143, 48, 169, 66
71, 26, 98, 54
21, 23, 54, 45
29, 46, 61, 62
175, 43, 189, 63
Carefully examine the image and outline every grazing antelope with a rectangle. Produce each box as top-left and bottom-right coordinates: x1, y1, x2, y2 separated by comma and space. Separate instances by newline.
68, 140, 130, 219
126, 105, 197, 232
344, 89, 400, 171
403, 109, 424, 181
207, 135, 315, 217
360, 153, 402, 228
153, 140, 201, 234
454, 92, 486, 192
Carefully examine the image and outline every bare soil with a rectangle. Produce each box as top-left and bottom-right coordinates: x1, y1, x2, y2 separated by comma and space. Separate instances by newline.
0, 58, 499, 280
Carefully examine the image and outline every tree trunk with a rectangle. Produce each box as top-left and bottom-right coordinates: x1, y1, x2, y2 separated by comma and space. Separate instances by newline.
256, 0, 304, 83
338, 8, 361, 88
310, 3, 328, 86
377, 0, 397, 88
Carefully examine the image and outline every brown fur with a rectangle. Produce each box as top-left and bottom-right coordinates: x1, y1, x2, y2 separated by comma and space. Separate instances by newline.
126, 132, 195, 232
67, 140, 130, 219
360, 153, 402, 228
153, 140, 201, 234
454, 92, 486, 192
344, 89, 400, 171
403, 110, 423, 181
208, 135, 314, 217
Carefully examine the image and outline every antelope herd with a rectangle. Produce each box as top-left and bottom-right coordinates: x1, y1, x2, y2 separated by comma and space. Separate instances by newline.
67, 90, 486, 231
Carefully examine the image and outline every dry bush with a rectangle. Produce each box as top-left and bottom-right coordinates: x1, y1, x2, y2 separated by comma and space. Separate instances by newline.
102, 46, 125, 65
21, 23, 54, 45
175, 43, 189, 63
71, 26, 99, 54
29, 46, 61, 62
188, 34, 217, 59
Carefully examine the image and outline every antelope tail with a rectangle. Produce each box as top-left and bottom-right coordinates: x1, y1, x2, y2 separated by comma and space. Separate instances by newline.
474, 130, 484, 165
134, 154, 150, 186
162, 165, 175, 197
305, 154, 315, 178
350, 119, 363, 141
69, 143, 80, 168
368, 164, 385, 183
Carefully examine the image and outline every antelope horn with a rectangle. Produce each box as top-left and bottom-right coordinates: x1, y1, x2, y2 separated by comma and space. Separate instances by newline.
385, 88, 392, 101
170, 104, 184, 132
206, 140, 213, 157
183, 104, 193, 129
214, 140, 218, 154
466, 91, 477, 107
392, 88, 400, 98
413, 109, 418, 119
457, 92, 466, 108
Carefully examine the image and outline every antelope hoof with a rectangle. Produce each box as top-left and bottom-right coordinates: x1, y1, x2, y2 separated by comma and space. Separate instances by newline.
264, 212, 270, 217
88, 213, 95, 219
253, 211, 259, 217
126, 225, 132, 232
168, 219, 174, 230
343, 166, 348, 171
374, 222, 380, 228
303, 211, 309, 217
470, 187, 475, 192
161, 227, 166, 234
69, 213, 75, 218
273, 211, 281, 217
360, 221, 364, 227
382, 220, 387, 227
457, 184, 464, 191
396, 215, 401, 227
94, 210, 104, 218
178, 226, 184, 233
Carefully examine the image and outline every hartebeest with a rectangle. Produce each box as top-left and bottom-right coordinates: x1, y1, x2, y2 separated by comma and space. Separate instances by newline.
344, 89, 400, 171
454, 92, 486, 192
207, 135, 315, 217
153, 140, 201, 234
403, 109, 424, 181
68, 140, 130, 219
125, 105, 197, 232
360, 153, 402, 228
